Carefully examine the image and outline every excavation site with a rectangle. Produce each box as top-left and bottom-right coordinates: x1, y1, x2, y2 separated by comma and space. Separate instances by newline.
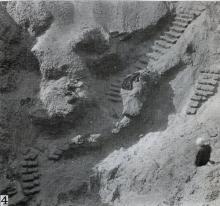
1, 1, 220, 206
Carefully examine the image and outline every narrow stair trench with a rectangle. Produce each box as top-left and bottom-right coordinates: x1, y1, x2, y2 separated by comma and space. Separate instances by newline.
186, 67, 220, 115
106, 7, 205, 106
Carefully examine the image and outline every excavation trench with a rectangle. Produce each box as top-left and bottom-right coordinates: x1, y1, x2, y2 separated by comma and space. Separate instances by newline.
36, 13, 183, 205
0, 6, 183, 206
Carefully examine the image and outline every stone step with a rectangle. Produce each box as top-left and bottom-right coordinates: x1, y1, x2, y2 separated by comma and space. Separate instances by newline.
110, 83, 121, 88
21, 167, 39, 175
196, 84, 216, 92
22, 180, 40, 189
21, 160, 38, 168
200, 68, 220, 74
106, 92, 121, 98
135, 61, 147, 70
190, 10, 202, 17
23, 152, 38, 161
108, 97, 121, 103
164, 31, 181, 39
155, 40, 172, 49
146, 52, 159, 61
198, 78, 218, 86
173, 21, 188, 28
186, 107, 197, 115
160, 35, 177, 44
22, 173, 40, 182
195, 89, 214, 97
151, 45, 166, 54
190, 94, 207, 101
170, 26, 185, 33
175, 16, 193, 24
189, 100, 200, 108
22, 174, 35, 182
8, 189, 17, 196
201, 73, 220, 81
109, 87, 120, 93
179, 13, 195, 19
23, 186, 40, 196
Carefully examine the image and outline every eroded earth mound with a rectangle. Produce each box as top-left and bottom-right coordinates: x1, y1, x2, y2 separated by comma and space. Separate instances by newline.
1, 1, 220, 206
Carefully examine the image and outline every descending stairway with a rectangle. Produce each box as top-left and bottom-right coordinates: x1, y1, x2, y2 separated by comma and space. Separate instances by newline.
134, 8, 204, 71
20, 148, 41, 196
186, 67, 220, 115
106, 7, 205, 104
106, 79, 122, 103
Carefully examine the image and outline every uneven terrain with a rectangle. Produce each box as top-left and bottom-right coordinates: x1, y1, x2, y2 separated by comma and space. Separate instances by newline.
1, 1, 220, 206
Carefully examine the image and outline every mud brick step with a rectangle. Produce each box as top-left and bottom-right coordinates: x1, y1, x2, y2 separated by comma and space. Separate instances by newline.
21, 160, 38, 168
186, 107, 197, 115
8, 189, 17, 196
195, 90, 214, 97
173, 21, 188, 28
33, 180, 40, 186
147, 52, 159, 61
198, 78, 218, 86
189, 100, 200, 108
201, 68, 220, 74
160, 35, 177, 44
155, 40, 172, 49
22, 174, 35, 182
22, 173, 40, 182
152, 45, 166, 54
201, 73, 220, 80
110, 83, 121, 88
175, 16, 192, 23
22, 180, 40, 189
196, 84, 216, 92
190, 10, 202, 16
110, 87, 120, 93
115, 79, 122, 83
21, 167, 39, 174
190, 94, 207, 101
22, 182, 35, 189
170, 26, 185, 33
23, 153, 38, 161
210, 69, 220, 74
179, 13, 195, 19
23, 186, 40, 196
106, 92, 121, 98
164, 31, 181, 39
108, 97, 121, 103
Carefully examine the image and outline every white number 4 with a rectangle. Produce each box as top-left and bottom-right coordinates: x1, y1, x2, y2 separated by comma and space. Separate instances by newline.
0, 195, 8, 206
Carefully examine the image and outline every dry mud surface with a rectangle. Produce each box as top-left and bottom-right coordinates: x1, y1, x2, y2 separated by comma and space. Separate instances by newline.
1, 1, 220, 206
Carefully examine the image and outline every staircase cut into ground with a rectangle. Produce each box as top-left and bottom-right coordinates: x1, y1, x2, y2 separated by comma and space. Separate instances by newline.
186, 66, 220, 115
140, 8, 204, 70
106, 7, 205, 105
20, 148, 41, 196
